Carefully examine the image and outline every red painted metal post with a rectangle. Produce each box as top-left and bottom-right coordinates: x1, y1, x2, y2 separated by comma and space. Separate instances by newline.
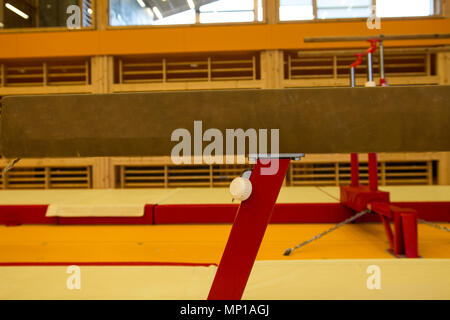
379, 215, 395, 250
401, 212, 419, 258
393, 211, 405, 256
208, 158, 291, 300
351, 153, 359, 187
368, 153, 379, 191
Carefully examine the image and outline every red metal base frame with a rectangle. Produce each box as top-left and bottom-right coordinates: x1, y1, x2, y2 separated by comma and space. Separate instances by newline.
368, 202, 419, 258
340, 184, 419, 258
340, 185, 390, 212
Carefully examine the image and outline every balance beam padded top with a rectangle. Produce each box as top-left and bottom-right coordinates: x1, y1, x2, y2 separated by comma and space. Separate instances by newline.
1, 86, 449, 158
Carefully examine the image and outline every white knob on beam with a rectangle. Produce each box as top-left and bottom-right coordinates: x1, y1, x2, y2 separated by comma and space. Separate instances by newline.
365, 81, 377, 87
230, 177, 252, 202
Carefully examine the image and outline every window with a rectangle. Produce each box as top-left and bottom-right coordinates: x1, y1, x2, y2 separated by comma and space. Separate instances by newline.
316, 0, 372, 19
279, 0, 438, 21
376, 0, 435, 18
109, 0, 196, 26
0, 0, 93, 29
199, 0, 263, 24
109, 0, 263, 27
279, 0, 314, 21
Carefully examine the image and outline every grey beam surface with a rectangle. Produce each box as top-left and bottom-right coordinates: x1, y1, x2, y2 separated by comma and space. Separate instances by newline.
1, 86, 449, 158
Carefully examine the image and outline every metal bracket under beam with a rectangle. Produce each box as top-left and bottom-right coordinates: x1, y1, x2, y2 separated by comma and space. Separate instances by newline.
304, 33, 450, 43
248, 154, 305, 161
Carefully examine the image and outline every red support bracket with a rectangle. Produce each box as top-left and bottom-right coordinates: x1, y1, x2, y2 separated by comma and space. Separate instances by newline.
368, 202, 419, 258
379, 214, 395, 249
208, 158, 291, 300
367, 39, 379, 54
341, 182, 419, 258
340, 185, 390, 213
350, 53, 365, 69
401, 211, 419, 258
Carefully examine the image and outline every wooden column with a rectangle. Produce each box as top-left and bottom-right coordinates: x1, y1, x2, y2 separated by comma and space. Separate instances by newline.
438, 152, 450, 185
91, 56, 114, 94
254, 0, 259, 22
438, 51, 450, 185
46, 1, 113, 189
91, 54, 114, 188
443, 0, 450, 17
438, 52, 450, 84
95, 0, 109, 30
261, 50, 284, 89
265, 0, 277, 24
92, 157, 113, 189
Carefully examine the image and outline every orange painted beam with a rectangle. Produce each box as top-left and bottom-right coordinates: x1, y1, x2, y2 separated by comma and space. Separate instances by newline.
0, 18, 450, 59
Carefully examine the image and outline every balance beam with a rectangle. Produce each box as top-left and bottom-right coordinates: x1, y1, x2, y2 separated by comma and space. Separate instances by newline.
1, 86, 449, 158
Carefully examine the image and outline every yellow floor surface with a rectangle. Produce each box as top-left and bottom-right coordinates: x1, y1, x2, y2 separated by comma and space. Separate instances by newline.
2, 259, 450, 299
0, 186, 448, 300
1, 223, 449, 264
0, 186, 448, 263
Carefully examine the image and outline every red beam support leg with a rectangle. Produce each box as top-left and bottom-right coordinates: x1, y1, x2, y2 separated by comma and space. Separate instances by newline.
351, 153, 360, 187
379, 215, 395, 250
370, 203, 420, 258
368, 153, 379, 191
208, 158, 291, 300
393, 211, 405, 256
401, 211, 419, 258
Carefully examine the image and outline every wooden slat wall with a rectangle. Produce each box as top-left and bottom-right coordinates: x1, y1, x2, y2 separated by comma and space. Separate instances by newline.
286, 51, 433, 79
0, 49, 440, 92
0, 166, 92, 189
118, 164, 252, 188
288, 161, 434, 186
0, 59, 90, 87
115, 160, 434, 189
116, 53, 259, 84
284, 49, 439, 86
0, 154, 442, 189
